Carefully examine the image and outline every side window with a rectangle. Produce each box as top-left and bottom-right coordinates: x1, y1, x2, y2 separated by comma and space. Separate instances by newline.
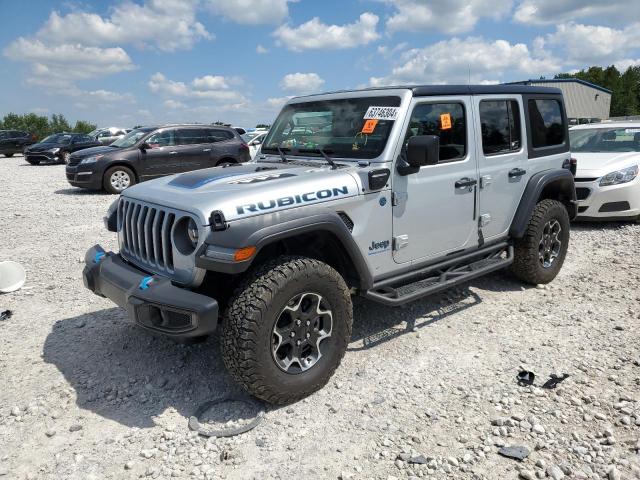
98, 131, 111, 139
147, 130, 176, 148
81, 135, 92, 142
528, 99, 565, 148
479, 100, 522, 155
178, 128, 208, 145
208, 129, 234, 142
405, 103, 466, 162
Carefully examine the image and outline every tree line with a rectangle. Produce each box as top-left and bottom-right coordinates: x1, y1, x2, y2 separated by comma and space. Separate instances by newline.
555, 65, 640, 117
0, 113, 96, 140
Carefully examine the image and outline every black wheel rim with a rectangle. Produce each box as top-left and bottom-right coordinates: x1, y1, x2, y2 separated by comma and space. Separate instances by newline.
271, 292, 333, 374
539, 219, 562, 268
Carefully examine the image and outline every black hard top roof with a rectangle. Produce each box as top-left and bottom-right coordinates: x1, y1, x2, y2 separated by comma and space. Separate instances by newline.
295, 84, 562, 99
411, 84, 562, 96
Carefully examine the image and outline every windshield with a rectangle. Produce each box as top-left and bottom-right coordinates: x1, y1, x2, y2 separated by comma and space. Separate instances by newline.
41, 134, 72, 144
570, 127, 640, 153
88, 129, 100, 137
261, 96, 402, 160
111, 127, 154, 148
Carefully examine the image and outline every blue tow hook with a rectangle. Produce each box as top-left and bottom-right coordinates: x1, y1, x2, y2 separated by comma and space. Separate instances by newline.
139, 276, 154, 290
94, 252, 106, 264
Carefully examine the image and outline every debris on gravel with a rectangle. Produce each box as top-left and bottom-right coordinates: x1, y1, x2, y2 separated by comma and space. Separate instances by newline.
1, 156, 639, 479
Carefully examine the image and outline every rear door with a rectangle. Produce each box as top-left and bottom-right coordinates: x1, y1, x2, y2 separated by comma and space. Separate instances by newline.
392, 96, 479, 264
208, 129, 237, 165
141, 128, 181, 178
474, 96, 528, 240
176, 127, 211, 172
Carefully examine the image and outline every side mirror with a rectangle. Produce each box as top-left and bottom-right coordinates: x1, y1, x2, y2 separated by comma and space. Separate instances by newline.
407, 135, 439, 167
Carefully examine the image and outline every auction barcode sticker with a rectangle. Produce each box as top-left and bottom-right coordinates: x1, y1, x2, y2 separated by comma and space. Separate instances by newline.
364, 106, 400, 121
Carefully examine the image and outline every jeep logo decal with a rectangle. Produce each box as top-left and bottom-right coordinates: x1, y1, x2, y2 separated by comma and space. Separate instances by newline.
368, 240, 391, 255
236, 186, 350, 215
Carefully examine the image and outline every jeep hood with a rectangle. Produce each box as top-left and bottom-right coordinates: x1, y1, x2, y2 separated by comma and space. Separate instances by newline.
574, 152, 640, 177
122, 161, 361, 224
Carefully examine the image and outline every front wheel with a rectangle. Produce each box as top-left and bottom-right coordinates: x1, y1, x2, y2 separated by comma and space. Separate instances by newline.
220, 256, 353, 405
510, 199, 570, 285
4, 153, 14, 158
103, 166, 136, 194
61, 151, 71, 164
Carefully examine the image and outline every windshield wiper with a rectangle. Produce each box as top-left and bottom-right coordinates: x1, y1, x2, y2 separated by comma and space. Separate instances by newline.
296, 148, 338, 169
276, 146, 293, 163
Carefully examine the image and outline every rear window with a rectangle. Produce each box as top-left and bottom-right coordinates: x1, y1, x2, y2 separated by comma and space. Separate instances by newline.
529, 99, 565, 148
210, 129, 234, 142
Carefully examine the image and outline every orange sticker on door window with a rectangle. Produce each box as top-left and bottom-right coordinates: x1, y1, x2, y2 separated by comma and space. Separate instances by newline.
440, 113, 452, 130
362, 119, 379, 134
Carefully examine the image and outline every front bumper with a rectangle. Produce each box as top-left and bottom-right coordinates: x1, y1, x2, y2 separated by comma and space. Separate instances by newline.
25, 151, 58, 163
83, 245, 219, 339
574, 177, 640, 221
66, 164, 103, 189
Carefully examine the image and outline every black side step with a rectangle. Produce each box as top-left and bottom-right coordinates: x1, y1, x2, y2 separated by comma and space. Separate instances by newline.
364, 245, 513, 306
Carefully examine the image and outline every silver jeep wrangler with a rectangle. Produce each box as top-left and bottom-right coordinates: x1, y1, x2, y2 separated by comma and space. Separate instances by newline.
84, 85, 576, 404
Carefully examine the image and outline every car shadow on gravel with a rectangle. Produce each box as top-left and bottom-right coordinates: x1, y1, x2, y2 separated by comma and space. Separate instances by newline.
349, 287, 482, 351
43, 307, 264, 429
54, 188, 106, 196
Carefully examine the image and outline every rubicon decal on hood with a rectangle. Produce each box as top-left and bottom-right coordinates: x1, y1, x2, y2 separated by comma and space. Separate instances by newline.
236, 186, 350, 215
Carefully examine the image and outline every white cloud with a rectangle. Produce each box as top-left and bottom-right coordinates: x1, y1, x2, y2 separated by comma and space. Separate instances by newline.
542, 22, 640, 66
279, 73, 325, 94
149, 72, 246, 103
385, 0, 513, 34
37, 0, 210, 52
369, 37, 561, 86
514, 0, 640, 25
3, 38, 136, 86
164, 99, 187, 109
205, 0, 292, 25
266, 96, 293, 108
273, 13, 380, 51
256, 44, 269, 54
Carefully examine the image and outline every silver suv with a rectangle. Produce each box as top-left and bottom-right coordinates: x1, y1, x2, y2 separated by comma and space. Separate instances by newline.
83, 85, 576, 404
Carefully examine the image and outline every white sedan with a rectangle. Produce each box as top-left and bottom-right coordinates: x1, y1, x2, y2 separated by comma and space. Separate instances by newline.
241, 131, 268, 160
570, 122, 640, 221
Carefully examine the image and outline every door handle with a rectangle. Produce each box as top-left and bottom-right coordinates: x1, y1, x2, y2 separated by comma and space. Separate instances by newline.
508, 168, 527, 178
169, 151, 178, 155
202, 149, 211, 152
455, 177, 477, 189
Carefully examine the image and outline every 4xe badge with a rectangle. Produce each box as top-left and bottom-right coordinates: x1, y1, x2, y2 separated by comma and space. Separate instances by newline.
368, 239, 390, 255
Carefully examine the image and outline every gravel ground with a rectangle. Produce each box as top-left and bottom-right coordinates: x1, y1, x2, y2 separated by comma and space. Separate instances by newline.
0, 155, 639, 480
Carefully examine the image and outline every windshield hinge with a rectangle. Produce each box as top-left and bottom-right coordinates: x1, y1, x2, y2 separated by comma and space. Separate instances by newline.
392, 192, 408, 206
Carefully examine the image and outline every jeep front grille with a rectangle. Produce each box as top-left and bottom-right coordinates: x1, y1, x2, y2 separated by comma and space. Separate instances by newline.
118, 199, 176, 273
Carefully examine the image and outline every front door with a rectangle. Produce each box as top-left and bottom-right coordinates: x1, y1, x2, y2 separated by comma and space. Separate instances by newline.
392, 97, 479, 264
473, 96, 529, 240
142, 128, 182, 179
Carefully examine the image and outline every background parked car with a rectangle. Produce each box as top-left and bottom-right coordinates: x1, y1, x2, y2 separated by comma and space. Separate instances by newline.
24, 133, 100, 165
0, 129, 36, 157
66, 124, 251, 194
570, 122, 640, 221
89, 127, 129, 145
241, 130, 268, 159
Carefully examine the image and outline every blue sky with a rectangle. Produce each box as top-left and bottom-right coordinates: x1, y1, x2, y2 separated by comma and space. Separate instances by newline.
1, 0, 638, 128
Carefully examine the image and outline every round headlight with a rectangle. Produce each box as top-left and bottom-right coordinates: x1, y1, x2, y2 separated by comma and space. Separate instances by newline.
187, 218, 199, 246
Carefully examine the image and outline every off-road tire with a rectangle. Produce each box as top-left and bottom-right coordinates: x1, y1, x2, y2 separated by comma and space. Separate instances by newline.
26, 158, 39, 165
220, 256, 353, 405
103, 165, 136, 194
510, 199, 570, 285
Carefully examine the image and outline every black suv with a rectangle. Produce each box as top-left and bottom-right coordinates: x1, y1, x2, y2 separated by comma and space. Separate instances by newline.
0, 130, 36, 157
25, 133, 100, 165
66, 125, 251, 194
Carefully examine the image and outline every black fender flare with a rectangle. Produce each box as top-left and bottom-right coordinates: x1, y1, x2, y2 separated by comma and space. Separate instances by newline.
510, 169, 576, 239
196, 210, 373, 289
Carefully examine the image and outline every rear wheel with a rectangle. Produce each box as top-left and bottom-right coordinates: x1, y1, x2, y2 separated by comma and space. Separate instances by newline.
26, 158, 39, 165
4, 153, 14, 158
216, 159, 236, 167
103, 166, 136, 194
510, 199, 570, 284
220, 256, 353, 405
